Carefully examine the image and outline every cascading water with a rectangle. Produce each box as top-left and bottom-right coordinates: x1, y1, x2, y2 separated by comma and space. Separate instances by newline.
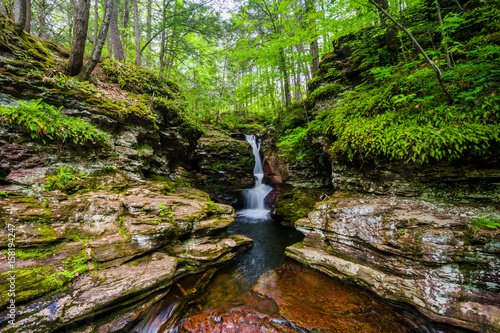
240, 134, 273, 218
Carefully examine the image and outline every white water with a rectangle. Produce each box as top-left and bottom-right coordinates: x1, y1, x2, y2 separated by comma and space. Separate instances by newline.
239, 135, 272, 219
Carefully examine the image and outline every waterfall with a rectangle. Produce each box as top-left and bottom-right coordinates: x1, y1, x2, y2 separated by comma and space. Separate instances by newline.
241, 135, 272, 218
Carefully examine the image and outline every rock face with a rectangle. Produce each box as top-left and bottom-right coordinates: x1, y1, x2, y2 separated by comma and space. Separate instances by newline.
330, 157, 500, 205
193, 130, 254, 207
286, 193, 500, 333
0, 178, 252, 332
194, 130, 254, 189
262, 137, 332, 189
272, 188, 332, 226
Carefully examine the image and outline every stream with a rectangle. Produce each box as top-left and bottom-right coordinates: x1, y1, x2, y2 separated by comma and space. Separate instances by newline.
138, 135, 456, 333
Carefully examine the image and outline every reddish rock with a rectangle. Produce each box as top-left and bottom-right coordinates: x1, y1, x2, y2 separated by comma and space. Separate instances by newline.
173, 262, 437, 333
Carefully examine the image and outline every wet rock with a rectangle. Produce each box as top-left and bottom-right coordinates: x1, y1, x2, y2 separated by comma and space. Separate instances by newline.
0, 179, 251, 333
262, 136, 332, 189
286, 193, 500, 332
331, 157, 500, 205
272, 188, 333, 226
173, 261, 441, 333
194, 130, 254, 190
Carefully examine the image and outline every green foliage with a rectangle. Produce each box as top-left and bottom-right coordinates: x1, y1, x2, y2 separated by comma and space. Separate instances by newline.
104, 165, 117, 173
45, 166, 88, 192
469, 216, 500, 232
278, 1, 500, 165
1, 248, 52, 259
157, 203, 174, 219
0, 192, 8, 198
160, 180, 177, 195
0, 99, 110, 147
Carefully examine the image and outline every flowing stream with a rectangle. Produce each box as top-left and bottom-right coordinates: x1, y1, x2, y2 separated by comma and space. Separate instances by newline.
139, 135, 453, 333
139, 134, 304, 332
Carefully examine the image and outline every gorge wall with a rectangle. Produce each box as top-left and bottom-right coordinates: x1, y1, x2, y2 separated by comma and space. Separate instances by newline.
0, 19, 253, 332
263, 17, 500, 333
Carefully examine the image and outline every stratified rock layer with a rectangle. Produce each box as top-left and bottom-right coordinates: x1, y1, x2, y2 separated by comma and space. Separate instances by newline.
0, 179, 252, 332
195, 130, 254, 189
286, 193, 500, 333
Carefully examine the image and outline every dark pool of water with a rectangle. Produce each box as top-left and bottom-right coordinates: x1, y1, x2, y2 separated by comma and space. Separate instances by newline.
193, 210, 304, 311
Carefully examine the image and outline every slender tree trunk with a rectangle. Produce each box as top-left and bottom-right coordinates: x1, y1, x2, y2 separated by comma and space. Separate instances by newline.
13, 0, 27, 34
305, 0, 319, 75
67, 0, 91, 76
296, 44, 311, 82
146, 0, 152, 67
37, 0, 49, 38
77, 0, 113, 81
122, 0, 129, 60
24, 0, 31, 33
109, 0, 124, 60
107, 33, 113, 57
435, 0, 452, 70
133, 0, 141, 66
165, 0, 178, 79
93, 0, 98, 45
279, 47, 291, 107
158, 0, 166, 79
369, 0, 453, 103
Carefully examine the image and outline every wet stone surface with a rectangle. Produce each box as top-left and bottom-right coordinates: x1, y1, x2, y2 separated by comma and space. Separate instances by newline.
174, 261, 444, 333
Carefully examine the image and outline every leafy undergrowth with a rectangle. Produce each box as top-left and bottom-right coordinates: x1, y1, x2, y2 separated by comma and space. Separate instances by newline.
0, 99, 110, 147
278, 1, 500, 165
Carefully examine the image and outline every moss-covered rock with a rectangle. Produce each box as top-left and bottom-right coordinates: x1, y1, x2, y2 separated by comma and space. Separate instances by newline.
0, 175, 251, 332
195, 130, 254, 191
274, 188, 333, 226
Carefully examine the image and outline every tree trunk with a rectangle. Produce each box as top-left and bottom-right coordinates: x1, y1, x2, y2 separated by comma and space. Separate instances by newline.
24, 0, 31, 33
296, 44, 311, 82
37, 0, 49, 37
146, 0, 152, 67
122, 0, 129, 60
435, 0, 452, 70
279, 47, 291, 107
133, 0, 141, 66
305, 0, 319, 75
107, 33, 113, 58
165, 0, 178, 79
93, 0, 98, 45
13, 0, 27, 34
67, 0, 91, 76
109, 0, 124, 60
158, 0, 166, 79
77, 0, 113, 81
369, 0, 453, 103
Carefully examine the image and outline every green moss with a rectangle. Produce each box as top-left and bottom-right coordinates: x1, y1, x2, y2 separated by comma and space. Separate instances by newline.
275, 189, 332, 226
41, 39, 70, 58
318, 52, 336, 68
0, 248, 89, 308
468, 215, 500, 232
309, 83, 342, 102
307, 76, 323, 92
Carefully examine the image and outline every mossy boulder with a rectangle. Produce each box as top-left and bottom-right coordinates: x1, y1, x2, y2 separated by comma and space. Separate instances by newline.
273, 188, 333, 226
195, 130, 254, 191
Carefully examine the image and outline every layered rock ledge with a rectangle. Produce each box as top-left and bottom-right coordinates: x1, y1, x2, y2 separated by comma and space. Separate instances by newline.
286, 193, 500, 333
0, 178, 251, 332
